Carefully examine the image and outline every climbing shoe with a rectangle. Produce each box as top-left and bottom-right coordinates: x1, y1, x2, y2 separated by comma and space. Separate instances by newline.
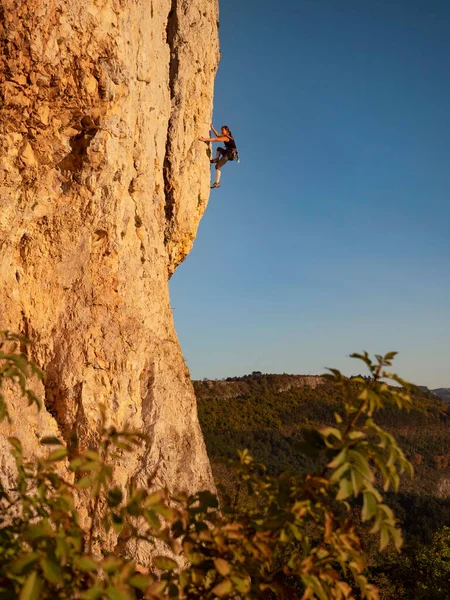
210, 183, 220, 189
210, 158, 218, 164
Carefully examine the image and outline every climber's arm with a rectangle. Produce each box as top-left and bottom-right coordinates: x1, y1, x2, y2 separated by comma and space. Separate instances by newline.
199, 136, 228, 142
210, 124, 220, 136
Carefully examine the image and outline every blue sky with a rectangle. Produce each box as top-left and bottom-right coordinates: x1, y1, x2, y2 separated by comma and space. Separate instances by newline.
170, 0, 450, 388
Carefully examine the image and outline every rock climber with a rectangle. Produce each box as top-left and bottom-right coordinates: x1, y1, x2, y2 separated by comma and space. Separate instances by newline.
199, 124, 238, 189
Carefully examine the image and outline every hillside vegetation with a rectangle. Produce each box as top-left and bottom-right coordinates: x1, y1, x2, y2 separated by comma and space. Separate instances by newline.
2, 337, 425, 599
195, 372, 450, 598
195, 374, 450, 541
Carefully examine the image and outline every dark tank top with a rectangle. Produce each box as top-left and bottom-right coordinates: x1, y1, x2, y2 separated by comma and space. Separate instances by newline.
224, 135, 237, 150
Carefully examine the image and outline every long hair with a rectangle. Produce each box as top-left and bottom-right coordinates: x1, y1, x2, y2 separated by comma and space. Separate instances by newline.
222, 125, 233, 138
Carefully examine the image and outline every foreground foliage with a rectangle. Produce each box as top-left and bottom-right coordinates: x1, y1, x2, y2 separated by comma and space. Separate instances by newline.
0, 333, 416, 599
197, 358, 450, 598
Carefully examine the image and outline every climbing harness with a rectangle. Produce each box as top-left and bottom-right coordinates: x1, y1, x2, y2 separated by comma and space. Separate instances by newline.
227, 148, 239, 162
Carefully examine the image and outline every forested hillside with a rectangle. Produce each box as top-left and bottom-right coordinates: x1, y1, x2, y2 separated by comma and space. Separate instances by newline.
195, 374, 450, 499
195, 373, 450, 597
194, 373, 450, 541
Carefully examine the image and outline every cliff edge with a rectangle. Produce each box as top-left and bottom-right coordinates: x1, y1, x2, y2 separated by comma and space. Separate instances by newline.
0, 0, 219, 505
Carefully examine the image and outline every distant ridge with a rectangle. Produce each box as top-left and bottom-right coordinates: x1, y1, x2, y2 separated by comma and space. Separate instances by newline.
416, 386, 450, 403
433, 388, 450, 403
195, 373, 325, 400
197, 374, 450, 402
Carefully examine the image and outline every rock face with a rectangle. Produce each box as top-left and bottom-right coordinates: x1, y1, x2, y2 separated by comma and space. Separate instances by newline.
0, 0, 219, 499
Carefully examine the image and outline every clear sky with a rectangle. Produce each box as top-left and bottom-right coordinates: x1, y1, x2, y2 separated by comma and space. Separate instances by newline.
169, 0, 450, 388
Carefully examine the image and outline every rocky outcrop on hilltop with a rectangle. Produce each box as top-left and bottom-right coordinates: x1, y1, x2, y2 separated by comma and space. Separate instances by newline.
433, 388, 450, 403
196, 374, 325, 400
0, 0, 219, 526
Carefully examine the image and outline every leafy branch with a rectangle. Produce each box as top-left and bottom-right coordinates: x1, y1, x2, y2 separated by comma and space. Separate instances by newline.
0, 347, 415, 600
0, 331, 42, 423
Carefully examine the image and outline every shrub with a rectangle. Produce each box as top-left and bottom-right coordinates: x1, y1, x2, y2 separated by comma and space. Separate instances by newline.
0, 334, 414, 599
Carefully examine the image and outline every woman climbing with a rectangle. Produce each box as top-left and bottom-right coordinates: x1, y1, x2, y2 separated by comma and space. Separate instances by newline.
199, 125, 238, 189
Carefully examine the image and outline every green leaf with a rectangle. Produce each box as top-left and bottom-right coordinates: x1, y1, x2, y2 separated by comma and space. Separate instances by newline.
389, 525, 403, 550
76, 477, 93, 489
47, 447, 68, 462
148, 581, 167, 595
101, 557, 123, 574
179, 571, 189, 591
129, 574, 152, 592
40, 436, 63, 445
301, 575, 328, 600
351, 464, 363, 495
105, 587, 132, 600
75, 556, 98, 572
153, 556, 178, 571
152, 504, 178, 522
40, 555, 63, 585
24, 520, 54, 542
77, 461, 99, 472
279, 528, 290, 543
9, 553, 40, 575
84, 450, 100, 461
320, 426, 342, 442
329, 462, 350, 483
8, 437, 22, 453
79, 586, 103, 600
231, 574, 251, 594
19, 571, 43, 600
327, 448, 347, 469
57, 492, 75, 512
378, 503, 395, 523
334, 412, 343, 424
212, 579, 233, 597
348, 430, 366, 440
214, 558, 231, 576
349, 450, 373, 482
111, 512, 124, 534
379, 526, 389, 551
144, 490, 165, 506
362, 492, 378, 522
0, 399, 10, 424
69, 457, 85, 470
143, 509, 161, 530
288, 523, 304, 541
107, 486, 123, 508
336, 477, 353, 501
183, 542, 204, 565
358, 388, 369, 400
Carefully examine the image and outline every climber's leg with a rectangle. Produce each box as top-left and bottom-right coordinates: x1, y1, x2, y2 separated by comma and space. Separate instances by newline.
211, 155, 228, 188
211, 147, 225, 164
215, 156, 228, 183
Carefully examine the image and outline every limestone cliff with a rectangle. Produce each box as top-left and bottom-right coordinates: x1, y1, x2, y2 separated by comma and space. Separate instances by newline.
0, 0, 219, 500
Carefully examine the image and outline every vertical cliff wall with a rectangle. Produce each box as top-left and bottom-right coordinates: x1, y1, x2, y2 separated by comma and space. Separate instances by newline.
0, 0, 219, 495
